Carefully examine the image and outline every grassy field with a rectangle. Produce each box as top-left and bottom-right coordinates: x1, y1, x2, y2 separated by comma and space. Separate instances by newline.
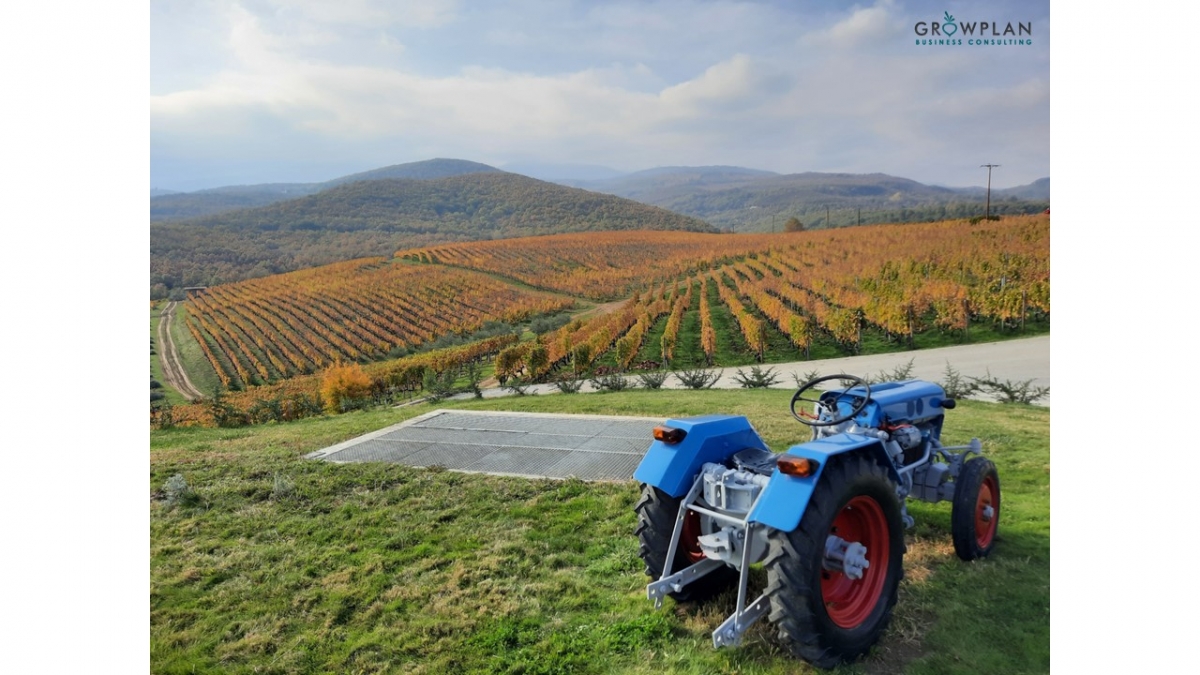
150, 390, 1049, 674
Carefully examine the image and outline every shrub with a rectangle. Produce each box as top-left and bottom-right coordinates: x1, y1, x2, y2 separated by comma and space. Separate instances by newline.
940, 361, 977, 399
552, 374, 584, 394
504, 377, 537, 396
529, 313, 571, 335
733, 366, 782, 389
150, 401, 175, 430
637, 370, 669, 389
207, 386, 249, 428
869, 358, 916, 384
320, 362, 373, 413
163, 474, 200, 508
464, 361, 484, 399
271, 473, 296, 501
283, 393, 324, 421
248, 397, 284, 424
674, 367, 723, 389
422, 367, 459, 402
968, 370, 1049, 404
792, 369, 822, 388
590, 371, 632, 392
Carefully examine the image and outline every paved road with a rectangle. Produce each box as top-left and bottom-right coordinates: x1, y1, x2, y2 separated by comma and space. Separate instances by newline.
450, 335, 1050, 406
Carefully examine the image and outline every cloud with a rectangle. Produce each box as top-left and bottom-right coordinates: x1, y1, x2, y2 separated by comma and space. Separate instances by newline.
814, 0, 900, 46
150, 0, 1050, 188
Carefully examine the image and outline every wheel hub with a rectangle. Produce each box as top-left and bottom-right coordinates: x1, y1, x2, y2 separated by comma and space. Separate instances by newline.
820, 495, 890, 629
823, 535, 870, 580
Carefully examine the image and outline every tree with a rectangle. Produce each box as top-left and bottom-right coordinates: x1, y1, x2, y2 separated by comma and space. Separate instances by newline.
784, 217, 804, 232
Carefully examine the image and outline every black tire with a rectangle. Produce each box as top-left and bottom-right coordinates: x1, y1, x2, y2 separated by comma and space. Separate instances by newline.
763, 454, 905, 668
634, 483, 736, 602
951, 457, 1000, 561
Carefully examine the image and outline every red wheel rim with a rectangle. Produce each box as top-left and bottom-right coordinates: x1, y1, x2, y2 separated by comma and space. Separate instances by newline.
975, 475, 998, 548
681, 508, 706, 563
821, 495, 890, 628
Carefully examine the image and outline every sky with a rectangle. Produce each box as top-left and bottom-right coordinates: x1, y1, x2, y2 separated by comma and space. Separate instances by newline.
150, 0, 1050, 191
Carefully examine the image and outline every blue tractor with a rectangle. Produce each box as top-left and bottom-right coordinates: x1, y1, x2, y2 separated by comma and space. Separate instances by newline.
633, 375, 999, 668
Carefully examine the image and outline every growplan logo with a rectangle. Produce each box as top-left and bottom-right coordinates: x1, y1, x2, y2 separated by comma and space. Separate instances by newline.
914, 11, 1033, 47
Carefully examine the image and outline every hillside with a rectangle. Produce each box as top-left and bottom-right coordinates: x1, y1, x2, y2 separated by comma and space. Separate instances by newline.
564, 168, 1049, 231
150, 158, 503, 221
150, 172, 715, 292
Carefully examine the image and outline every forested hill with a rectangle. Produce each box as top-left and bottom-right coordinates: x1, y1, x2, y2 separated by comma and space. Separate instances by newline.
183, 172, 712, 235
151, 158, 504, 221
150, 172, 715, 294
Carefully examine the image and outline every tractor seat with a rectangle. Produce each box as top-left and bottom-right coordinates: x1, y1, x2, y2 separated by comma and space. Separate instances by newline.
733, 447, 780, 476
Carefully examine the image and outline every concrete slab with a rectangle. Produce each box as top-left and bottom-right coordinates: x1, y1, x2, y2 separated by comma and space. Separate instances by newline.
306, 409, 664, 481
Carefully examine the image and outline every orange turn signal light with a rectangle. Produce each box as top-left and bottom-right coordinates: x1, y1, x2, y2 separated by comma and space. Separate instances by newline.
778, 456, 819, 477
653, 426, 687, 444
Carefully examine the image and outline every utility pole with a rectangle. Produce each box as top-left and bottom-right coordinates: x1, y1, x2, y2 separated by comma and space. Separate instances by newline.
981, 164, 1000, 219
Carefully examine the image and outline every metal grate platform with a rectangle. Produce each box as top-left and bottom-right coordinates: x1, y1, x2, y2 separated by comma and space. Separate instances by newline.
306, 409, 664, 481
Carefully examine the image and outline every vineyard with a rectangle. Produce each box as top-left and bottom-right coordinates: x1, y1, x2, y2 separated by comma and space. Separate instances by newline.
163, 215, 1049, 426
488, 215, 1049, 377
181, 258, 573, 389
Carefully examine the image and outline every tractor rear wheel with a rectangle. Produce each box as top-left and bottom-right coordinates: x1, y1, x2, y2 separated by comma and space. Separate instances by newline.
634, 483, 736, 602
951, 457, 1000, 560
764, 454, 904, 668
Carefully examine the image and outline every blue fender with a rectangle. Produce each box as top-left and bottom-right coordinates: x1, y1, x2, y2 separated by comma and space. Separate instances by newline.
633, 415, 769, 497
747, 433, 898, 532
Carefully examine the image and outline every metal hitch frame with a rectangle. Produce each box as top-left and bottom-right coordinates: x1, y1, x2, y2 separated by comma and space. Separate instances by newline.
646, 469, 773, 647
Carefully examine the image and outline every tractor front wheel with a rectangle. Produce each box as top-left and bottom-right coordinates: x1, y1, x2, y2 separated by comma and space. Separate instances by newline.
951, 457, 1000, 560
763, 454, 904, 668
634, 483, 735, 602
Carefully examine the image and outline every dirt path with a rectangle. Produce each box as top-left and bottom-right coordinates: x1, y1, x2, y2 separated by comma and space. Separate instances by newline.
157, 301, 205, 401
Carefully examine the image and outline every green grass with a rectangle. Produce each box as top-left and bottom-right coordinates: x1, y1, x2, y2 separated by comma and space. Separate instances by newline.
151, 390, 1049, 674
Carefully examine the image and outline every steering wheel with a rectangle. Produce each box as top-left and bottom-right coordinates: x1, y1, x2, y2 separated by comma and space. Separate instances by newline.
790, 374, 872, 427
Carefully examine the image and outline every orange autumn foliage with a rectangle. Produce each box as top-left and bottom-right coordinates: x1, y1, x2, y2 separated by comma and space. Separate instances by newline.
320, 362, 373, 413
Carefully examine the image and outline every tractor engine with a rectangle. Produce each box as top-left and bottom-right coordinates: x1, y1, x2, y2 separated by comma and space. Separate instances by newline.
887, 423, 925, 465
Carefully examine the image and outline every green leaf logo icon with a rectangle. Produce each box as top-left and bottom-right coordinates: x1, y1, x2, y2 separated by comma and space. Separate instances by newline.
942, 10, 958, 36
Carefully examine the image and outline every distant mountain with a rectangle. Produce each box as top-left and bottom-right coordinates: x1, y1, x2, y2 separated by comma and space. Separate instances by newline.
559, 167, 1048, 231
321, 158, 502, 187
150, 188, 180, 197
997, 177, 1050, 201
563, 165, 779, 197
500, 161, 626, 182
150, 183, 322, 220
150, 172, 715, 292
151, 158, 502, 221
